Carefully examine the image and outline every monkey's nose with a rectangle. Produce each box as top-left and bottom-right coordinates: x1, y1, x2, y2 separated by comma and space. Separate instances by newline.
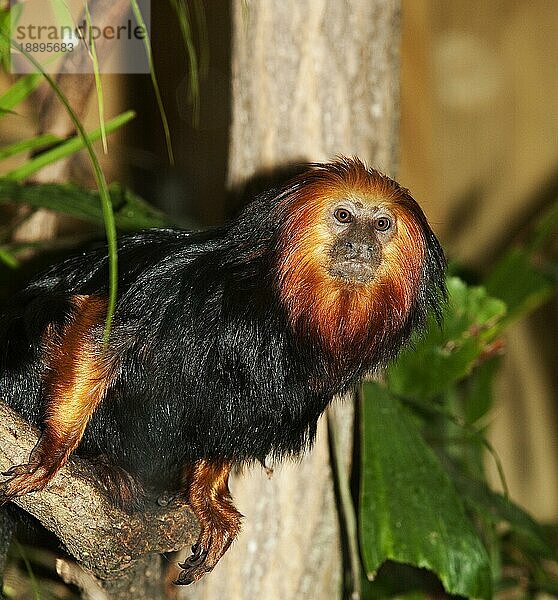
344, 241, 374, 261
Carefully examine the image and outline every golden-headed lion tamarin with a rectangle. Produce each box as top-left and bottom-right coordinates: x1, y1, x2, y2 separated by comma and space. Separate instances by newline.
0, 157, 446, 584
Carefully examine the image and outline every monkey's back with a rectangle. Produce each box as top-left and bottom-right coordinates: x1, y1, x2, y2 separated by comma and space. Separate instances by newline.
0, 228, 334, 496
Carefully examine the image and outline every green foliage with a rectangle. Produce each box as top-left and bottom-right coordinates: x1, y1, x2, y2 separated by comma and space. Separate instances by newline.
387, 277, 506, 400
131, 0, 174, 163
355, 198, 558, 598
168, 0, 206, 125
0, 179, 171, 230
360, 383, 492, 599
485, 200, 558, 323
12, 43, 121, 341
3, 111, 135, 181
84, 1, 108, 153
0, 73, 42, 116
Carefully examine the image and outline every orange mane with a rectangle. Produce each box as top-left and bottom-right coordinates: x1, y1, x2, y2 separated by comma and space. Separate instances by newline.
276, 158, 428, 359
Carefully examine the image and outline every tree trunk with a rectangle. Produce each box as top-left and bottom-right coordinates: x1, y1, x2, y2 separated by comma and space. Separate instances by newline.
183, 2, 401, 599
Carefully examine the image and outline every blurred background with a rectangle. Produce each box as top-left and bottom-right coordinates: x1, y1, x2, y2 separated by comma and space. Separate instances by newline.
399, 0, 558, 521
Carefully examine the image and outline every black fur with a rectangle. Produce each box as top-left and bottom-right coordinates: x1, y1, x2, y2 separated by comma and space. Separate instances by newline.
0, 175, 446, 501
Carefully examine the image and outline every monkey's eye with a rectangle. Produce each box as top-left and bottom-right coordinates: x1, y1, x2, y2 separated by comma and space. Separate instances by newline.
374, 216, 392, 232
334, 208, 353, 224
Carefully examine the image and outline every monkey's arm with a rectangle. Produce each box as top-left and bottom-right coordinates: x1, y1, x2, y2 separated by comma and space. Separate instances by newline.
1, 295, 117, 502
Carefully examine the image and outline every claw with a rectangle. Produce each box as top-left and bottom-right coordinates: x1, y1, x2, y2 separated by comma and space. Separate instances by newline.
173, 570, 195, 586
174, 460, 241, 585
177, 544, 200, 568
1, 439, 64, 505
175, 537, 213, 585
2, 463, 35, 477
178, 545, 208, 569
0, 461, 56, 504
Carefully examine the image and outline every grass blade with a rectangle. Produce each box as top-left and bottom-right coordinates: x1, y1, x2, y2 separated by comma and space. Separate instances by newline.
0, 73, 43, 116
130, 0, 174, 164
193, 0, 209, 78
83, 0, 108, 153
14, 542, 41, 600
0, 247, 20, 269
9, 37, 119, 342
169, 0, 200, 125
0, 133, 59, 161
4, 110, 135, 180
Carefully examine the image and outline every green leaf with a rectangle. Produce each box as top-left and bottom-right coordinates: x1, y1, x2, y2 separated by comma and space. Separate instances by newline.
84, 1, 108, 153
0, 132, 59, 161
0, 8, 11, 69
0, 179, 172, 231
454, 474, 557, 560
1, 4, 24, 70
3, 110, 135, 181
485, 199, 558, 323
168, 0, 201, 126
131, 0, 174, 163
530, 197, 558, 254
387, 277, 507, 400
461, 356, 500, 425
360, 382, 492, 599
0, 73, 43, 116
0, 247, 20, 269
3, 36, 122, 339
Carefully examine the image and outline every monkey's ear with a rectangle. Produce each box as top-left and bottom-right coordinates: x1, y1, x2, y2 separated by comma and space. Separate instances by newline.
420, 230, 447, 325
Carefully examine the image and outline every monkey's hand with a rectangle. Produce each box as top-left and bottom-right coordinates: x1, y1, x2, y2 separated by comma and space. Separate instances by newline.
0, 436, 64, 503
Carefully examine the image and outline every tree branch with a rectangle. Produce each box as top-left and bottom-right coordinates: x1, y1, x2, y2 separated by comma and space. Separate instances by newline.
0, 401, 197, 582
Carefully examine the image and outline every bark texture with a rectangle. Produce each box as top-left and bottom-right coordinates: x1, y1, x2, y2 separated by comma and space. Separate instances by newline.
184, 2, 401, 599
0, 403, 198, 596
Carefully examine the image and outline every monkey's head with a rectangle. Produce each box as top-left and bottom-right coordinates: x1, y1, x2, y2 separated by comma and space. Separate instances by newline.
274, 157, 446, 364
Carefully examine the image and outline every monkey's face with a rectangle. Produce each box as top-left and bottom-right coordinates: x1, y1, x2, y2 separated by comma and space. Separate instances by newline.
276, 159, 446, 352
326, 199, 396, 284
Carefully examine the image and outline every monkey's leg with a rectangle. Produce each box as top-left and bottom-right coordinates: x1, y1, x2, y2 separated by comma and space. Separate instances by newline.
1, 296, 116, 503
175, 460, 242, 585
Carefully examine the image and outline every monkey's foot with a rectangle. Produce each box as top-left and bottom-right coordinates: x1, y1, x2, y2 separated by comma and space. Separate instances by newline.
174, 526, 236, 585
175, 543, 210, 584
0, 461, 56, 504
176, 459, 241, 584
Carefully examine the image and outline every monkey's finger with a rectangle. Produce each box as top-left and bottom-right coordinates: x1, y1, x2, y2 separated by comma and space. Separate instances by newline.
0, 465, 54, 503
2, 463, 36, 477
